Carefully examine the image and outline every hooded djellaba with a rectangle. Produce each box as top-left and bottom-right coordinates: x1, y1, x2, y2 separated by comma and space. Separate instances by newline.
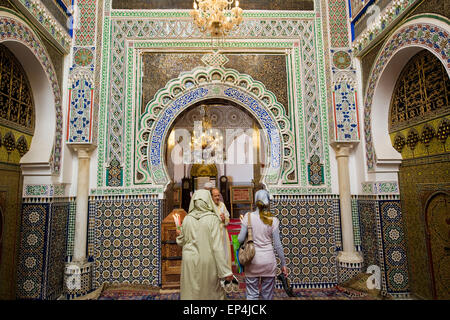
176, 189, 233, 300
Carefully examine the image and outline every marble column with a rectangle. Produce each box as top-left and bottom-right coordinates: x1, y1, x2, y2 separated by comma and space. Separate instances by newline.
65, 144, 96, 298
331, 142, 363, 281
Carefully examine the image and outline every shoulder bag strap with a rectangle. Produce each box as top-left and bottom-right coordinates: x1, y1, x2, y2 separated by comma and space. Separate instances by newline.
247, 212, 253, 242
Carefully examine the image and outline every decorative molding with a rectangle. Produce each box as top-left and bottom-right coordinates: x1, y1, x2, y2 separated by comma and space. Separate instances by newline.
352, 0, 420, 56
362, 181, 399, 195
23, 184, 68, 198
11, 0, 71, 53
109, 10, 316, 19
90, 188, 164, 197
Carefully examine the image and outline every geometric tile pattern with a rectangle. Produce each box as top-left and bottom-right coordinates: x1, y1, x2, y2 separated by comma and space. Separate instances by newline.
327, 0, 350, 47
66, 201, 76, 258
338, 264, 362, 284
300, 21, 325, 162
332, 50, 352, 70
16, 201, 70, 300
378, 200, 409, 295
92, 198, 161, 289
98, 14, 328, 190
88, 200, 96, 259
357, 199, 381, 271
356, 197, 410, 295
16, 0, 72, 52
67, 0, 97, 144
45, 202, 70, 300
106, 156, 123, 186
67, 79, 93, 142
75, 0, 96, 46
73, 47, 95, 68
333, 80, 359, 141
16, 203, 50, 299
308, 154, 325, 185
271, 197, 339, 288
351, 198, 361, 250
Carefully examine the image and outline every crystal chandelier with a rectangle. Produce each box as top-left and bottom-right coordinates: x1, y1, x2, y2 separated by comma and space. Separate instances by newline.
190, 106, 223, 163
190, 0, 243, 40
191, 106, 215, 150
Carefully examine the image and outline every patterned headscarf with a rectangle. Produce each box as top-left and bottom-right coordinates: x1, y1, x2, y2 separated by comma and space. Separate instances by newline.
254, 189, 273, 226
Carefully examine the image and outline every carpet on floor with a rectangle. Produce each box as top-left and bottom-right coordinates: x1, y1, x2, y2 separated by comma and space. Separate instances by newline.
80, 282, 381, 300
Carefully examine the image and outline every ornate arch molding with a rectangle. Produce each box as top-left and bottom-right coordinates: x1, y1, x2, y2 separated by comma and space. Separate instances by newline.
0, 12, 63, 174
363, 16, 450, 170
136, 67, 294, 189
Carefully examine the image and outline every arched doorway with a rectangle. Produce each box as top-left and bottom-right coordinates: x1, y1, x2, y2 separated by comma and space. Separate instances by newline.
0, 12, 61, 299
137, 66, 289, 289
136, 66, 293, 191
387, 48, 450, 299
362, 17, 450, 298
163, 99, 267, 217
0, 43, 35, 299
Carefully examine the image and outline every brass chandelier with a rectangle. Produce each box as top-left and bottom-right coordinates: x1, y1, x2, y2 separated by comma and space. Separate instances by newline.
190, 0, 243, 40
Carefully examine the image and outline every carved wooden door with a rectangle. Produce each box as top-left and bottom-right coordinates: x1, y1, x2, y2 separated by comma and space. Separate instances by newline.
425, 192, 450, 299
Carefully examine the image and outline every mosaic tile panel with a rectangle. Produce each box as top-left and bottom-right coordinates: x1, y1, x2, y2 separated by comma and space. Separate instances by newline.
271, 197, 339, 288
75, 0, 97, 46
332, 198, 342, 251
379, 200, 409, 294
73, 47, 95, 68
16, 203, 50, 299
97, 13, 330, 191
327, 0, 350, 47
338, 264, 362, 283
333, 81, 360, 141
67, 0, 97, 144
17, 201, 70, 299
357, 199, 380, 270
65, 200, 76, 258
351, 198, 361, 249
300, 21, 325, 163
16, 0, 72, 52
45, 202, 70, 300
88, 200, 96, 259
92, 198, 161, 289
67, 79, 93, 143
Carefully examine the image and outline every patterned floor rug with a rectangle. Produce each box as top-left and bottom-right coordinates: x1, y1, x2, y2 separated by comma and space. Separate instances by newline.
94, 284, 381, 300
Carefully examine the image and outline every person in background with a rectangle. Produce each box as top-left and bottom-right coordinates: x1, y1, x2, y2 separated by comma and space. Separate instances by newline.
237, 189, 288, 300
211, 187, 232, 269
176, 189, 233, 299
